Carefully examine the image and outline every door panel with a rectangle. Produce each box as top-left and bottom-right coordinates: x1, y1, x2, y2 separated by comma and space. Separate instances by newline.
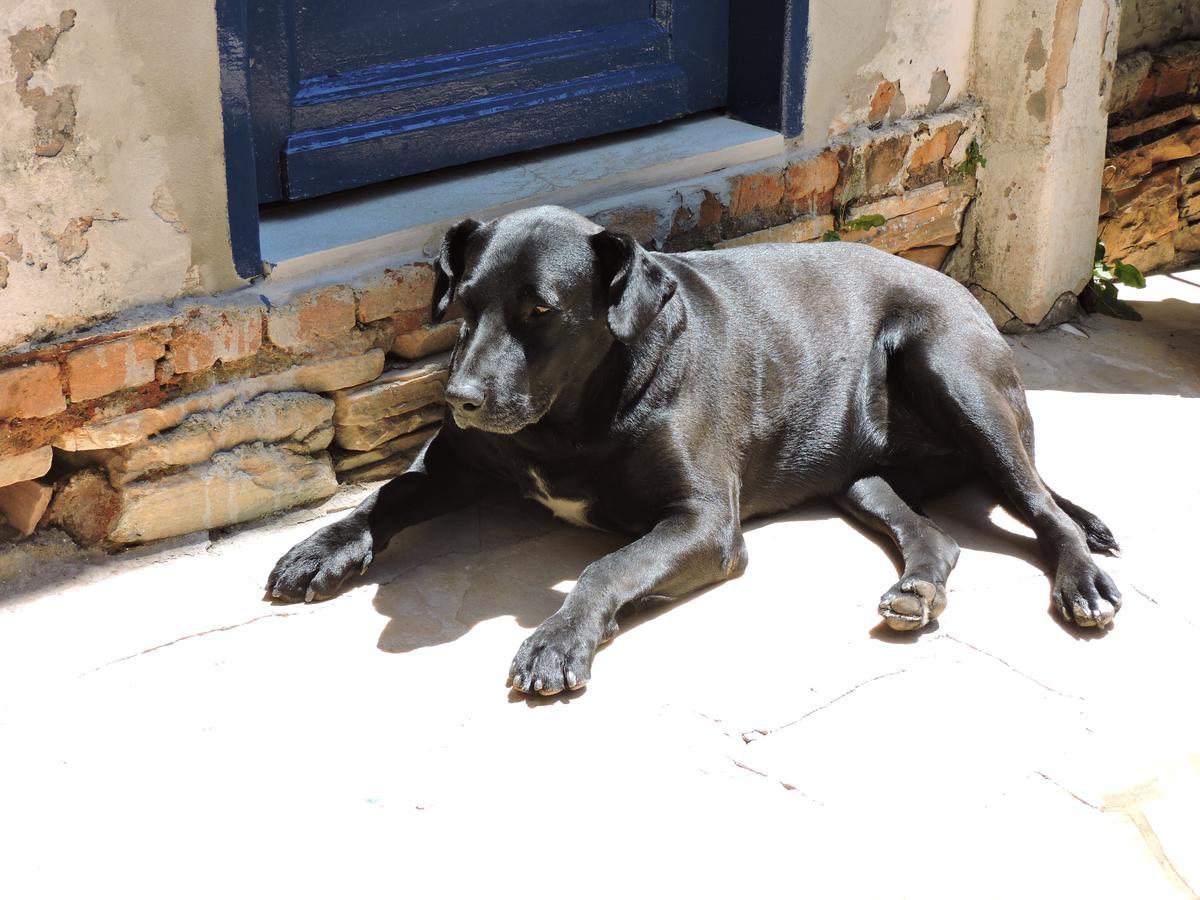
248, 1, 729, 202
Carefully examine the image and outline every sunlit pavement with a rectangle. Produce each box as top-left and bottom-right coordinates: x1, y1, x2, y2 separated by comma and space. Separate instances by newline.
2, 273, 1198, 898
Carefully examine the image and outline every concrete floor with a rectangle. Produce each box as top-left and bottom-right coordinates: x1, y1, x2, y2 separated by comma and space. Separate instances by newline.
2, 273, 1199, 899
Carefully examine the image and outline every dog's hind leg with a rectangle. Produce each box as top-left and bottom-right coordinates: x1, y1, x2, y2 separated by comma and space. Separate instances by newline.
837, 475, 960, 630
899, 341, 1121, 628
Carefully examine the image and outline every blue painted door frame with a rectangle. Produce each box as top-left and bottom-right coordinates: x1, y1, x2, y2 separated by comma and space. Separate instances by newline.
216, 0, 807, 279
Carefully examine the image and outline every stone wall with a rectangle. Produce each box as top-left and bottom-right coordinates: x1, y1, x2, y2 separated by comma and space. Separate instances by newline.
1099, 41, 1200, 273
0, 107, 979, 548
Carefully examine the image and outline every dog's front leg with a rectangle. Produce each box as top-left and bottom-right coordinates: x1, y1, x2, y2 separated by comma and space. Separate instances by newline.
267, 434, 482, 602
509, 505, 747, 695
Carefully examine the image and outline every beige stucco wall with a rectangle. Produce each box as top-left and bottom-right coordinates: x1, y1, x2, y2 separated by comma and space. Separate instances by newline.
0, 0, 242, 351
800, 0, 976, 147
1118, 0, 1200, 54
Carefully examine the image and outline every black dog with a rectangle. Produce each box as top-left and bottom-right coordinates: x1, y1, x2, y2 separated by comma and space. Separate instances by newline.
268, 205, 1121, 694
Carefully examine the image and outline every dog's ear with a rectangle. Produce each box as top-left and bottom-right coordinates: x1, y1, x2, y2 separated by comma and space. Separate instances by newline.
432, 218, 481, 322
590, 229, 677, 344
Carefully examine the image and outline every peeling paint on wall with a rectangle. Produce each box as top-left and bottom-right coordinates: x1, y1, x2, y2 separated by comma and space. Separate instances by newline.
0, 2, 242, 352
803, 0, 975, 147
8, 8, 77, 157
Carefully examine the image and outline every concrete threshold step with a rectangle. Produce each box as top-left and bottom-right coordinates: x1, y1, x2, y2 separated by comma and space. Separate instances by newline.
258, 113, 783, 281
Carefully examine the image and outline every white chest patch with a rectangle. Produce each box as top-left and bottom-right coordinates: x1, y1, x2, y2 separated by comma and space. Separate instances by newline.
526, 468, 594, 529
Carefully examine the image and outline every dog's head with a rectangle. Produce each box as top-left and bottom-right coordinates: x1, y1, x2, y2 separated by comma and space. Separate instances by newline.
432, 205, 677, 434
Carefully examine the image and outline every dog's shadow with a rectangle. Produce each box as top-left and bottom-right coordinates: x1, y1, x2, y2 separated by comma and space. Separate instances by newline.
345, 480, 1103, 660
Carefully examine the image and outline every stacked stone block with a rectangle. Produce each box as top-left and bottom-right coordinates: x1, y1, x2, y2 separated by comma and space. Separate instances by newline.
1100, 41, 1200, 272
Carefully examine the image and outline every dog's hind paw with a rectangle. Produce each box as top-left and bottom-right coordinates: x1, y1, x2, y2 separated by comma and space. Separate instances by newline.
879, 577, 947, 631
508, 616, 598, 696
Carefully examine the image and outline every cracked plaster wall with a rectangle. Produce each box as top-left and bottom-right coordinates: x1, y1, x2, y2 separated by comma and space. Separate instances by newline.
1117, 0, 1200, 54
0, 0, 242, 351
800, 0, 976, 148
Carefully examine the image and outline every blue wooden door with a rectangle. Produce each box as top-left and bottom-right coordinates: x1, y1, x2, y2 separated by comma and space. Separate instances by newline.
248, 1, 729, 202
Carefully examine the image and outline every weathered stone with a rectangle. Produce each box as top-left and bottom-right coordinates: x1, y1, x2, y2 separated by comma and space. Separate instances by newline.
0, 445, 53, 489
331, 355, 449, 450
333, 424, 437, 473
168, 306, 263, 375
356, 264, 435, 324
729, 171, 785, 219
55, 350, 384, 452
1109, 51, 1153, 115
863, 134, 911, 194
1121, 235, 1176, 273
1111, 165, 1182, 212
65, 334, 166, 403
1106, 123, 1200, 191
0, 362, 66, 419
842, 192, 969, 254
1107, 105, 1199, 145
715, 216, 834, 249
391, 320, 461, 361
267, 285, 357, 352
341, 450, 423, 483
84, 392, 334, 485
904, 123, 963, 187
1099, 196, 1180, 260
1151, 42, 1200, 100
335, 405, 444, 453
899, 245, 951, 270
0, 479, 53, 536
1175, 220, 1200, 253
106, 446, 338, 545
1182, 194, 1200, 220
851, 183, 951, 221
784, 150, 839, 212
45, 469, 119, 546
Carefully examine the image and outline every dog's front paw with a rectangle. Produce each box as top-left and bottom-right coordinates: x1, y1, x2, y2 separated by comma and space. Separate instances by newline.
508, 616, 599, 696
267, 517, 374, 603
1053, 560, 1122, 628
878, 577, 947, 631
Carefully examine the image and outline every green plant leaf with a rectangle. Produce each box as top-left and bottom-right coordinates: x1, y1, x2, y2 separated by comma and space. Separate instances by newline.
845, 214, 886, 231
821, 230, 841, 242
1090, 280, 1143, 321
1095, 239, 1107, 263
1112, 260, 1146, 289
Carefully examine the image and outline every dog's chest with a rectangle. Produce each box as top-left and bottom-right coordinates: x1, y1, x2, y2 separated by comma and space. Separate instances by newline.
523, 467, 595, 529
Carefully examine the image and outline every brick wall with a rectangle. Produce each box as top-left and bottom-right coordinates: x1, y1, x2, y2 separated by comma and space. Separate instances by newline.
0, 107, 979, 549
1099, 41, 1200, 273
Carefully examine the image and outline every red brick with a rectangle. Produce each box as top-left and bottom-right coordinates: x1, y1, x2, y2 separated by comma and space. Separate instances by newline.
784, 150, 840, 212
65, 334, 165, 403
905, 123, 963, 187
169, 306, 263, 374
869, 80, 898, 123
864, 134, 912, 193
267, 285, 357, 353
356, 264, 435, 323
0, 361, 66, 419
729, 171, 785, 219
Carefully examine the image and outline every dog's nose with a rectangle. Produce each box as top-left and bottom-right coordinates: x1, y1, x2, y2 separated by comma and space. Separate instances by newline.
445, 380, 485, 415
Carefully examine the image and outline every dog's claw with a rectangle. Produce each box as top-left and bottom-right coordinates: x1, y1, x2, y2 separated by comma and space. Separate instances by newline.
566, 671, 578, 689
304, 586, 316, 603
